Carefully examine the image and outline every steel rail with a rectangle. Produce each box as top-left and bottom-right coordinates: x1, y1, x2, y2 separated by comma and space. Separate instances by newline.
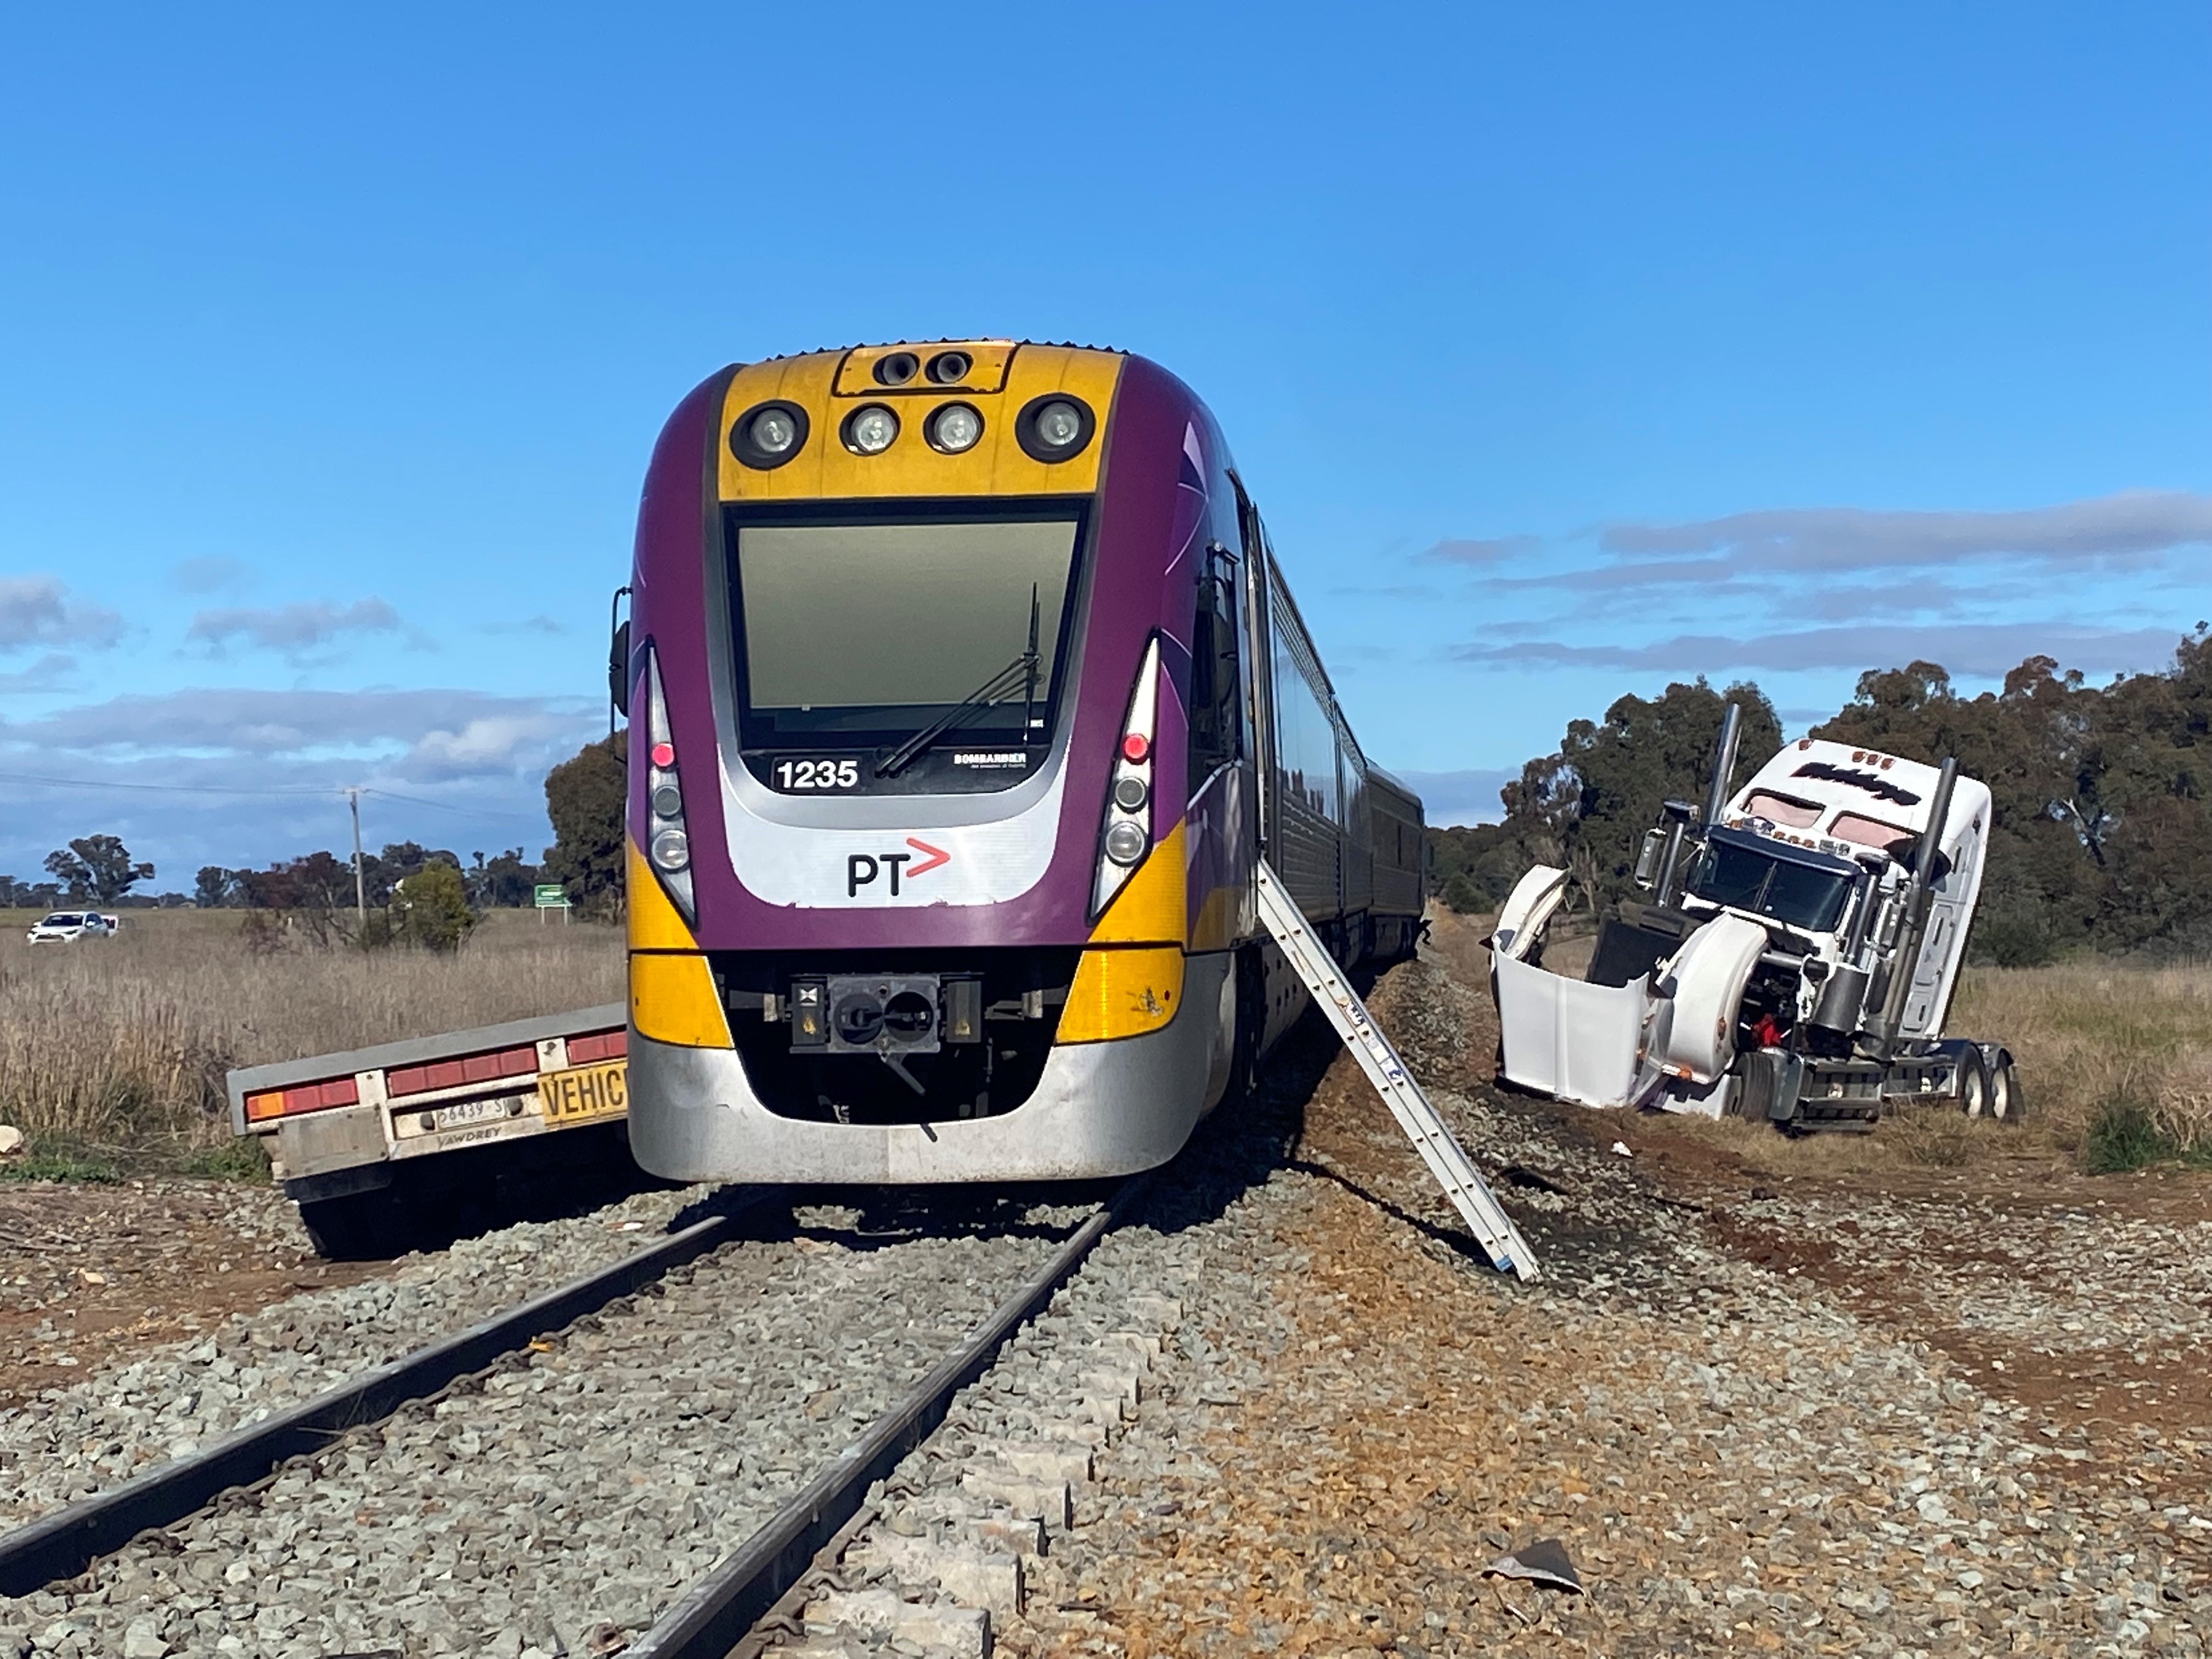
626, 1172, 1150, 1659
0, 1190, 771, 1596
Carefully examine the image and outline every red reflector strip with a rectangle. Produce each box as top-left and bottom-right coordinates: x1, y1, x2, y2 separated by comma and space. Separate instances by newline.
246, 1077, 360, 1121
566, 1030, 628, 1064
389, 1046, 539, 1097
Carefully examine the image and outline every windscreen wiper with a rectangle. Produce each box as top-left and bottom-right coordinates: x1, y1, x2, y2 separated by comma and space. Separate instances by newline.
875, 589, 1042, 780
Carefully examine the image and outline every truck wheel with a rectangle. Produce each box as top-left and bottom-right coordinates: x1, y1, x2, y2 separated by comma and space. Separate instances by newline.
1955, 1047, 1991, 1119
1986, 1054, 2024, 1123
297, 1191, 404, 1260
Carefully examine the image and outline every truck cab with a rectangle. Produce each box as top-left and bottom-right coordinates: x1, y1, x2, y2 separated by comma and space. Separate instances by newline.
1492, 725, 2016, 1132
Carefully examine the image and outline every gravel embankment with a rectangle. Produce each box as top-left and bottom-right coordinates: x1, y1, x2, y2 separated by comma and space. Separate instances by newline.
779, 949, 2212, 1658
0, 1182, 723, 1530
4, 1195, 1092, 1658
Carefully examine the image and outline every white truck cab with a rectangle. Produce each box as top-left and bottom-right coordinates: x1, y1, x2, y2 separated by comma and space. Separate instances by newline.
1492, 715, 2019, 1132
1683, 738, 1993, 1042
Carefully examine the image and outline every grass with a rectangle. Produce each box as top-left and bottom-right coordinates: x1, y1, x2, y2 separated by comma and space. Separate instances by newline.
1431, 907, 2212, 1181
0, 908, 624, 1176
1953, 958, 2212, 1170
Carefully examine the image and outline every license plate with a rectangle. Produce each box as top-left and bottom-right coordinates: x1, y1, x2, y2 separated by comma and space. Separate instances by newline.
537, 1059, 628, 1127
434, 1096, 515, 1130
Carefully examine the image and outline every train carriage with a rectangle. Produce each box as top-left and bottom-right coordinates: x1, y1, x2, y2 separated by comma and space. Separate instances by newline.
619, 340, 1421, 1184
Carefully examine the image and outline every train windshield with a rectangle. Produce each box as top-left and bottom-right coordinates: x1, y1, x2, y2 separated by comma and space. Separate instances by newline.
1685, 833, 1855, 934
727, 507, 1084, 764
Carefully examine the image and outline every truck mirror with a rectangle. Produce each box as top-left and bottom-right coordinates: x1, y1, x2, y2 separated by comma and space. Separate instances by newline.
1633, 827, 1664, 889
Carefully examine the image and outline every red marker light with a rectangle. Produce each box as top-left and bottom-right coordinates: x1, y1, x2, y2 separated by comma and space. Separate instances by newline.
1120, 732, 1150, 764
650, 741, 676, 769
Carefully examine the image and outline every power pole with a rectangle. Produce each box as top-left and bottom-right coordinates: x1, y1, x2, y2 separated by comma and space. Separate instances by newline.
346, 788, 367, 938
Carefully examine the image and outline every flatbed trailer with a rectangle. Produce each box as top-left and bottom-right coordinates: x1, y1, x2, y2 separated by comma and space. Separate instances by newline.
227, 1005, 629, 1255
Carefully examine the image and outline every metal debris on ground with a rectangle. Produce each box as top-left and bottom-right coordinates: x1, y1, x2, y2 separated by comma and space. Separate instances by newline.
1482, 1537, 1584, 1596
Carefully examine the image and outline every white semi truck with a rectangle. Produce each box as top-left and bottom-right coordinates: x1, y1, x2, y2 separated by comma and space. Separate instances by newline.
1490, 707, 2022, 1131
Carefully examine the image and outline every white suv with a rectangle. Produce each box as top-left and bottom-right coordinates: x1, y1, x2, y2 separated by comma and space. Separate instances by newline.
25, 912, 116, 944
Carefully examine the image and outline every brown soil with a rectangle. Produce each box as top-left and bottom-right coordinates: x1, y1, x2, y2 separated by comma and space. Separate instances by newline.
1425, 905, 2212, 1505
0, 1181, 381, 1410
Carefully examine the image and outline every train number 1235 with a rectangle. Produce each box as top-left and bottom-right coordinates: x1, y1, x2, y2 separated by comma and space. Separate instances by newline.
774, 758, 860, 790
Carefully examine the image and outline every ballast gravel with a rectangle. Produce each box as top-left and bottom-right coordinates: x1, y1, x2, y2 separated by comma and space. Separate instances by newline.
3, 1197, 1084, 1658
0, 1182, 719, 1530
778, 945, 2212, 1658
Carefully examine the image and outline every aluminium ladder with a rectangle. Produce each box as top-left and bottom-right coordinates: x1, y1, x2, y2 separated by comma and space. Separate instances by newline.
1255, 861, 1540, 1281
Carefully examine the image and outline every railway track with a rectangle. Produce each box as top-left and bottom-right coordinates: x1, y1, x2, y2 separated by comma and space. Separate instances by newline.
0, 1179, 1153, 1658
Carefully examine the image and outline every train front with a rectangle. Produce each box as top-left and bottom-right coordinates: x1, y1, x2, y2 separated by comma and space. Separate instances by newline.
622, 341, 1237, 1184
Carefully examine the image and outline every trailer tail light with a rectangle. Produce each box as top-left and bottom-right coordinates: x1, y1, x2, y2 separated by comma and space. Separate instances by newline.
244, 1077, 361, 1122
642, 645, 695, 923
1092, 636, 1161, 918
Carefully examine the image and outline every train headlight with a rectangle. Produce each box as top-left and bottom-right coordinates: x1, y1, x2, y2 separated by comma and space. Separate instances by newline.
1016, 393, 1096, 462
843, 404, 900, 455
1092, 635, 1162, 918
641, 645, 696, 922
1037, 401, 1081, 446
1104, 821, 1148, 866
753, 409, 797, 453
927, 403, 984, 454
730, 400, 809, 470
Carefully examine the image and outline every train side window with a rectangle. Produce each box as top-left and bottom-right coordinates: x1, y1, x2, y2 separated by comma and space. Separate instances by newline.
1189, 544, 1242, 776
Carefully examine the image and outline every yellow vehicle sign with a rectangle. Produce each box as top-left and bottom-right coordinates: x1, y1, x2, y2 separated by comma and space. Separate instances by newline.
537, 1059, 628, 1127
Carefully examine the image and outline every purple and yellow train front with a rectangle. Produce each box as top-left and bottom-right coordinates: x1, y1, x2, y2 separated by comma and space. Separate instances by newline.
621, 339, 1414, 1184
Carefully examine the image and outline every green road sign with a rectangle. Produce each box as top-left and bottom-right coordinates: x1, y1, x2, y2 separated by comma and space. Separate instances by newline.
533, 884, 572, 909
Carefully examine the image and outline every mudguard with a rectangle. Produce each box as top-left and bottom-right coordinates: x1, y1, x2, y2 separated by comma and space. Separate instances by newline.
1492, 951, 1653, 1108
1653, 913, 1768, 1086
1491, 865, 1570, 963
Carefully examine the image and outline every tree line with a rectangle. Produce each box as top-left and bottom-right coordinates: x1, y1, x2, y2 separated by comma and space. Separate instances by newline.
1429, 629, 2212, 963
2, 731, 630, 944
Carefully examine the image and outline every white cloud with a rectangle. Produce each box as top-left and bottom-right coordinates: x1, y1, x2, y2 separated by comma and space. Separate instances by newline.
0, 576, 122, 653
1423, 534, 1545, 566
0, 687, 602, 879
186, 598, 403, 657
1454, 622, 2188, 680
1599, 490, 2212, 573
0, 653, 78, 695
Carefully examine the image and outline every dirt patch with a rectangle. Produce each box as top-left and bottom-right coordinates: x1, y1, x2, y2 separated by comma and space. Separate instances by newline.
1425, 901, 2212, 1550
0, 1181, 382, 1410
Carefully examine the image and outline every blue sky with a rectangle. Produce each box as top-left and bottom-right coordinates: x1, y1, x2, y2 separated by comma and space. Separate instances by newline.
3, 3, 2208, 883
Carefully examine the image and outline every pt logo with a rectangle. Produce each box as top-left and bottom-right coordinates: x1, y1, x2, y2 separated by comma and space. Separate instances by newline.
847, 838, 950, 898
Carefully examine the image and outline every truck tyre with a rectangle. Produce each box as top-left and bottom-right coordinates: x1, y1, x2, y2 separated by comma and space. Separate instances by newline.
297, 1190, 404, 1260
1954, 1047, 1990, 1119
1985, 1052, 2024, 1123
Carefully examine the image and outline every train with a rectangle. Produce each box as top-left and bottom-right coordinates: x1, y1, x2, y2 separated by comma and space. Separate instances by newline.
616, 340, 1424, 1184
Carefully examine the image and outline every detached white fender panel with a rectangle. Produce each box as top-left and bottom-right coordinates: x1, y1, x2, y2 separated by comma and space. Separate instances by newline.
1492, 865, 1570, 962
1654, 913, 1768, 1086
1493, 951, 1652, 1108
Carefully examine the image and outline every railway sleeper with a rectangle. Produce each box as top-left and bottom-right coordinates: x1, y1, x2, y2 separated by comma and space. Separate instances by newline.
769, 1295, 1184, 1659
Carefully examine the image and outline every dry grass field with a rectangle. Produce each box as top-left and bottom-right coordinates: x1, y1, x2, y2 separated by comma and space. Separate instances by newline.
1438, 907, 2212, 1178
0, 909, 624, 1173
